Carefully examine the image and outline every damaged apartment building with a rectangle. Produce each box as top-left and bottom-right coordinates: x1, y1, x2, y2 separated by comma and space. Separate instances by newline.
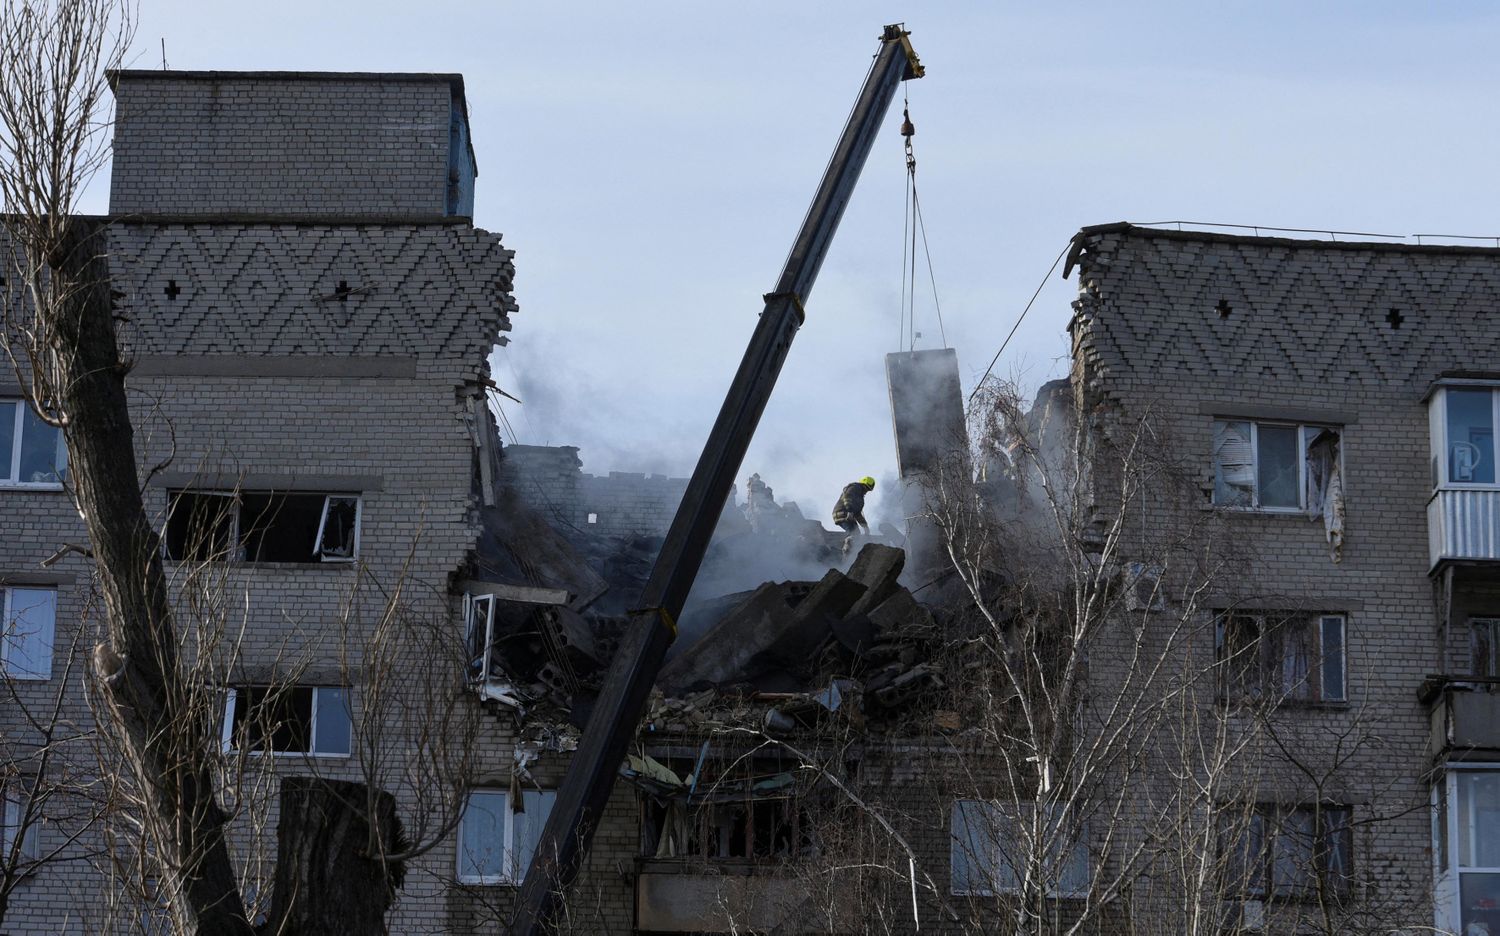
4, 69, 1499, 936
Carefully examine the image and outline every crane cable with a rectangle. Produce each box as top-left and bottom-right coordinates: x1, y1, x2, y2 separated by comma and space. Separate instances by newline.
897, 91, 947, 352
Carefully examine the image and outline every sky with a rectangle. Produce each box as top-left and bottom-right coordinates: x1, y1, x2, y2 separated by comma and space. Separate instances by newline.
77, 1, 1500, 522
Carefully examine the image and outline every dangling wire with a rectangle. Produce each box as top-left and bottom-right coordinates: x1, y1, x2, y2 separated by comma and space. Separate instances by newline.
898, 90, 913, 351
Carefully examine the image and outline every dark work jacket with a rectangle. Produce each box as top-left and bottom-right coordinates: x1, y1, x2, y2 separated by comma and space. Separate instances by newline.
831, 482, 868, 526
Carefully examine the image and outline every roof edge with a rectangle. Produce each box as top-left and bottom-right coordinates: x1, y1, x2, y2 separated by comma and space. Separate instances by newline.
1065, 222, 1500, 278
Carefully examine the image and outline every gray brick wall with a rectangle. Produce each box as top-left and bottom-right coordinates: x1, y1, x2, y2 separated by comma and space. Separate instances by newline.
1068, 224, 1500, 930
502, 444, 690, 540
109, 71, 474, 218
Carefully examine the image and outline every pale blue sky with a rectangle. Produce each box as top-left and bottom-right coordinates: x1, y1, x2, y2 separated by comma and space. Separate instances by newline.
81, 2, 1500, 518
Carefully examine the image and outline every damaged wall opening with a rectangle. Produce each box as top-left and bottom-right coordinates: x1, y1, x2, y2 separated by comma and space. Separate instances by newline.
221, 685, 352, 756
163, 491, 361, 563
636, 750, 821, 864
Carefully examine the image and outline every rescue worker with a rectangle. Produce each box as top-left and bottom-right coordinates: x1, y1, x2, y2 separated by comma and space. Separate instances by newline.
831, 476, 876, 552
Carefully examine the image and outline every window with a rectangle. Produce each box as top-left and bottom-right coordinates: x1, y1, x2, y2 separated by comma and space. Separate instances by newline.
458, 788, 556, 884
949, 800, 1090, 897
164, 492, 361, 563
1220, 803, 1352, 899
1473, 618, 1500, 677
463, 594, 497, 684
0, 400, 66, 487
1443, 387, 1497, 485
1215, 612, 1346, 703
1212, 420, 1340, 510
1, 793, 38, 861
1445, 770, 1500, 934
222, 686, 351, 756
1, 587, 55, 680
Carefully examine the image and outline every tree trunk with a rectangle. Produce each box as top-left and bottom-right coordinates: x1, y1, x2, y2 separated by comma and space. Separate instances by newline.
48, 220, 253, 934
264, 777, 405, 936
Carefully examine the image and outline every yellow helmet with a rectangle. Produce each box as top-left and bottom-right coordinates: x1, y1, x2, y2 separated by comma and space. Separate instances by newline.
860, 476, 876, 489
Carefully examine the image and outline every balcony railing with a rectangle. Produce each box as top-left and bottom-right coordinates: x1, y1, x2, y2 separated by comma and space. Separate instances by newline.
1421, 675, 1500, 758
1428, 489, 1500, 569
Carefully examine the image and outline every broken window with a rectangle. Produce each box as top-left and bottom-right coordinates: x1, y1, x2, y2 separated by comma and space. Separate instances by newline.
949, 799, 1090, 897
463, 594, 497, 684
0, 399, 67, 486
1212, 420, 1341, 512
1215, 612, 1346, 704
164, 491, 361, 563
457, 788, 556, 884
1219, 804, 1352, 899
222, 685, 351, 756
635, 752, 816, 863
1, 587, 55, 680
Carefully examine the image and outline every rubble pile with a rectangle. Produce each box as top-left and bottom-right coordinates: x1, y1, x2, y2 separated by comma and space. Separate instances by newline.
476, 473, 951, 735
652, 543, 948, 730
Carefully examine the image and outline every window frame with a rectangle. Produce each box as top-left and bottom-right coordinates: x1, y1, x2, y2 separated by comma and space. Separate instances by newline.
1219, 802, 1353, 901
164, 491, 362, 564
1212, 419, 1340, 512
0, 399, 67, 490
1, 792, 38, 862
1436, 764, 1500, 933
1214, 611, 1347, 705
948, 799, 1090, 899
1, 586, 56, 681
220, 685, 352, 758
1431, 386, 1500, 490
457, 787, 557, 886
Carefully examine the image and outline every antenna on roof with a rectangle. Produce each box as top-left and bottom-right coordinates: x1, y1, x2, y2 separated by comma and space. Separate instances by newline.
160, 38, 168, 70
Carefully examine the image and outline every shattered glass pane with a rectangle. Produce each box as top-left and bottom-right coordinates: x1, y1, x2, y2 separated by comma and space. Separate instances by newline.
1212, 420, 1254, 506
318, 496, 360, 559
1256, 425, 1299, 508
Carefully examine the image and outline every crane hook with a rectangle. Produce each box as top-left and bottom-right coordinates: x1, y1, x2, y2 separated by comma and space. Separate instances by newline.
900, 107, 915, 139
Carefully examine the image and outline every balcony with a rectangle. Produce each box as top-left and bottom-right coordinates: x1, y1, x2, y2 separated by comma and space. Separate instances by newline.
635, 860, 816, 933
1428, 489, 1500, 570
1421, 676, 1500, 759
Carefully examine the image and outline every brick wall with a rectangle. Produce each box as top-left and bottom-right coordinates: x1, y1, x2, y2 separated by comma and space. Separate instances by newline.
502, 444, 691, 540
1067, 224, 1500, 930
109, 71, 474, 218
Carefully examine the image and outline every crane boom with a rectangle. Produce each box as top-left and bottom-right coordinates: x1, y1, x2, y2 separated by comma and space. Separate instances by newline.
509, 25, 923, 934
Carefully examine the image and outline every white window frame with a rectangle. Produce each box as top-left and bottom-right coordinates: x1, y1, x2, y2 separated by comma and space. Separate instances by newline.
463, 593, 497, 685
1431, 385, 1500, 490
220, 685, 352, 758
1212, 420, 1340, 512
457, 788, 557, 885
0, 400, 66, 490
2, 793, 38, 861
313, 495, 363, 562
949, 799, 1090, 898
1, 586, 55, 681
1434, 764, 1500, 934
